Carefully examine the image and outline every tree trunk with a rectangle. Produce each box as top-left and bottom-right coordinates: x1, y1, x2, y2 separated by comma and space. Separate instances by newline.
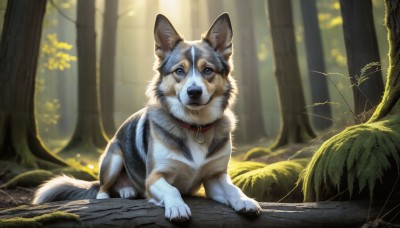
300, 0, 332, 131
302, 0, 400, 202
100, 0, 119, 138
340, 0, 385, 122
233, 0, 267, 144
0, 0, 66, 169
369, 0, 400, 122
0, 198, 398, 227
191, 0, 200, 40
265, 0, 316, 148
59, 0, 108, 159
206, 0, 223, 24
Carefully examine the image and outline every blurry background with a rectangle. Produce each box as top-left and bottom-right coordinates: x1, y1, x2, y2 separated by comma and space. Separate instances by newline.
0, 0, 387, 153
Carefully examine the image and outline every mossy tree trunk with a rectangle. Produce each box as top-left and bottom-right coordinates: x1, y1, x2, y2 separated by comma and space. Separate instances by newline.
302, 0, 400, 202
99, 0, 118, 138
300, 0, 332, 131
369, 0, 400, 122
340, 0, 385, 122
59, 0, 108, 159
0, 0, 66, 169
265, 0, 316, 149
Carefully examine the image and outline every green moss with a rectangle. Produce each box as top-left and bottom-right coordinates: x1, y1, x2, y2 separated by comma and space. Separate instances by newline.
228, 161, 267, 179
0, 211, 80, 227
229, 159, 309, 202
0, 170, 54, 188
302, 120, 400, 201
53, 167, 96, 181
0, 165, 96, 189
243, 147, 273, 161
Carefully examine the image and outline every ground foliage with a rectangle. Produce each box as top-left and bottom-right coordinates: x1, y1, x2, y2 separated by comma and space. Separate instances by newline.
0, 211, 80, 227
302, 119, 400, 201
228, 159, 309, 202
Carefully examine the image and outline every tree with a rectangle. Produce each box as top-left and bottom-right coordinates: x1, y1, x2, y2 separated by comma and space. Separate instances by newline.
0, 0, 66, 169
265, 0, 316, 148
206, 0, 223, 23
1, 198, 398, 227
340, 0, 385, 122
59, 0, 108, 159
300, 0, 332, 131
302, 0, 400, 202
233, 0, 267, 143
100, 0, 119, 138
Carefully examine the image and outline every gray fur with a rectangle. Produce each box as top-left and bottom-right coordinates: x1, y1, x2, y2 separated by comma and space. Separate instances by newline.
113, 108, 148, 195
34, 13, 237, 205
33, 175, 99, 204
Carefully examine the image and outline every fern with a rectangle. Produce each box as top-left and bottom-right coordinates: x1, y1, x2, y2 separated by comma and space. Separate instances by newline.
302, 119, 400, 201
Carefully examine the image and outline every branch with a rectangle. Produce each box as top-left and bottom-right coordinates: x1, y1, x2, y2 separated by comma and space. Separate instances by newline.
0, 197, 398, 227
49, 0, 77, 25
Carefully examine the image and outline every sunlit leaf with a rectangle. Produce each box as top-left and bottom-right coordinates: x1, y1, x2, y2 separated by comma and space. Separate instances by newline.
41, 33, 76, 71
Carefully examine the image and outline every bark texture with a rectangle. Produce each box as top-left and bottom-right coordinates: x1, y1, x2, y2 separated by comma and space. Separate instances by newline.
0, 198, 397, 227
100, 0, 119, 138
265, 0, 316, 148
234, 0, 267, 143
300, 0, 332, 131
60, 0, 108, 157
0, 0, 65, 169
340, 0, 385, 121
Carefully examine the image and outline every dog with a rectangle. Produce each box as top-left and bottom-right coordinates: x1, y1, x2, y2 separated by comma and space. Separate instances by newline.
33, 13, 261, 222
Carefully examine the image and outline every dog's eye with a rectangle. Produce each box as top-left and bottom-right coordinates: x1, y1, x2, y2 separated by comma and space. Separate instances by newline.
203, 67, 213, 75
174, 68, 185, 76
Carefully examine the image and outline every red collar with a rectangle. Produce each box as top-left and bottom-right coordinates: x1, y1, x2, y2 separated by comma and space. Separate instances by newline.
177, 119, 214, 132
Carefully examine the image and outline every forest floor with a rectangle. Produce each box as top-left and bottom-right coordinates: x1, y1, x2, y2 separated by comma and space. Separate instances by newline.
0, 187, 35, 209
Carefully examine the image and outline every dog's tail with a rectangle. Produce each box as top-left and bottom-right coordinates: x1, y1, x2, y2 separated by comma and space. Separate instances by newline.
33, 175, 100, 204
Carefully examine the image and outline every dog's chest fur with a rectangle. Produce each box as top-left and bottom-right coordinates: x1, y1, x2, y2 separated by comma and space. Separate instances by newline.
147, 106, 233, 194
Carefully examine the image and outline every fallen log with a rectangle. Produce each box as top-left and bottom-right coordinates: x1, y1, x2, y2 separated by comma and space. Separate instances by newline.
0, 197, 398, 227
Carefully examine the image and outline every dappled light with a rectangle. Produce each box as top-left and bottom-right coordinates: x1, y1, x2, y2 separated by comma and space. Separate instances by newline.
0, 0, 399, 227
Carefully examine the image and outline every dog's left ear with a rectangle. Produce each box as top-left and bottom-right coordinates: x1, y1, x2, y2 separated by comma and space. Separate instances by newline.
203, 13, 233, 58
154, 14, 182, 59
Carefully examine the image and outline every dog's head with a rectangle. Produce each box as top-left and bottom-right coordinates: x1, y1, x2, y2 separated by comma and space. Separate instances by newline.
147, 13, 236, 124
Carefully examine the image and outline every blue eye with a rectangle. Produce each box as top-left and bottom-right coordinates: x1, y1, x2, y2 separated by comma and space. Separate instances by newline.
174, 68, 185, 76
203, 67, 213, 75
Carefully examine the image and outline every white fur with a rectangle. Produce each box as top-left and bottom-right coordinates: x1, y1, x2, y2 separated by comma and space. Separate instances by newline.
119, 187, 137, 199
191, 46, 196, 77
33, 175, 93, 204
165, 96, 225, 125
96, 192, 110, 199
149, 178, 192, 221
151, 133, 231, 194
204, 173, 261, 213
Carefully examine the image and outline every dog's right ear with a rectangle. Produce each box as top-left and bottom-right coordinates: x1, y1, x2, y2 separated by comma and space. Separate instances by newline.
154, 14, 182, 59
203, 13, 233, 59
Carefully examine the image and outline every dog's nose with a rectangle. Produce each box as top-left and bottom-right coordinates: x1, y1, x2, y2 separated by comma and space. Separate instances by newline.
187, 85, 202, 99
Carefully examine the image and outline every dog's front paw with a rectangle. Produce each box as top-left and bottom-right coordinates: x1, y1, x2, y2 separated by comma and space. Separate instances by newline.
230, 197, 261, 216
165, 202, 192, 222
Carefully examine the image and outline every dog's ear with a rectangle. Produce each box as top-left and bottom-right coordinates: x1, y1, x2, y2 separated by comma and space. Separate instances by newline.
154, 14, 182, 58
203, 13, 233, 58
